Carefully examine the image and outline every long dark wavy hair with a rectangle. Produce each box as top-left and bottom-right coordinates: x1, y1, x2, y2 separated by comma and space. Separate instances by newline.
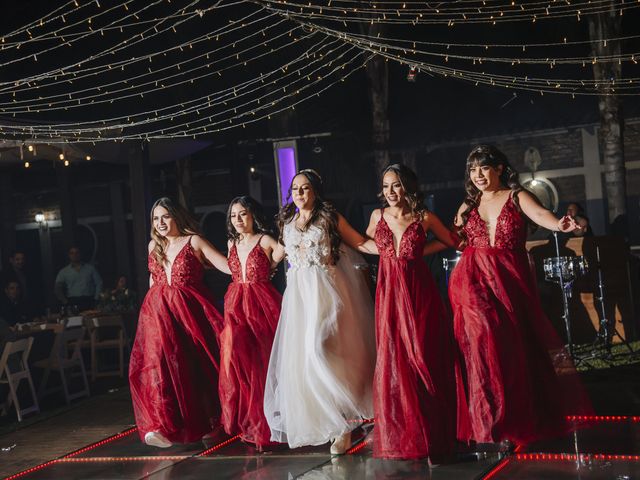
458, 145, 524, 239
150, 197, 201, 265
379, 163, 426, 217
277, 169, 341, 264
226, 195, 272, 242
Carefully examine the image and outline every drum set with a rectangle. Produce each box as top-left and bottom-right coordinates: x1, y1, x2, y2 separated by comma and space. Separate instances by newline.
442, 253, 462, 285
542, 233, 633, 363
542, 251, 588, 358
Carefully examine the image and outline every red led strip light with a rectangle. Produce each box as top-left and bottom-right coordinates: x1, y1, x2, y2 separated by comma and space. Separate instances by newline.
5, 427, 138, 479
63, 427, 138, 458
566, 415, 640, 422
482, 458, 512, 480
346, 438, 372, 455
4, 460, 60, 480
197, 434, 241, 456
516, 453, 640, 462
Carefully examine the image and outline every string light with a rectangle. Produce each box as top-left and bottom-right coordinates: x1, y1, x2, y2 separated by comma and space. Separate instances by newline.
0, 0, 209, 88
0, 0, 636, 143
0, 31, 333, 133
0, 48, 372, 142
256, 0, 640, 25
0, 8, 272, 95
0, 18, 298, 112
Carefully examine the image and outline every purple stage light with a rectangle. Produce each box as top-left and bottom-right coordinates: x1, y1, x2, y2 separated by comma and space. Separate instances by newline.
274, 142, 298, 207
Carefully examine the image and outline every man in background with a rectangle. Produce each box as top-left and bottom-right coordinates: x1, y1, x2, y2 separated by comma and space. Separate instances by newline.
55, 246, 103, 312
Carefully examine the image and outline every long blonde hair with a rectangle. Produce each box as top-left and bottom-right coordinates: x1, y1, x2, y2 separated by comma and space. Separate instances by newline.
150, 197, 201, 265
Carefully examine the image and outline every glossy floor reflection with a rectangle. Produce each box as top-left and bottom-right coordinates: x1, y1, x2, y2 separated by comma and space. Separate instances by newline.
11, 418, 640, 479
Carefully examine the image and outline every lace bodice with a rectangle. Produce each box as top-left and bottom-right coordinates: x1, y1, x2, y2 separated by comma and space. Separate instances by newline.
374, 212, 426, 260
464, 196, 526, 250
148, 239, 204, 287
228, 239, 271, 283
283, 221, 332, 270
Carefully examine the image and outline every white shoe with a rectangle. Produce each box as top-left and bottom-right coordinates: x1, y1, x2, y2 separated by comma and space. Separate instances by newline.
330, 432, 351, 455
144, 431, 172, 448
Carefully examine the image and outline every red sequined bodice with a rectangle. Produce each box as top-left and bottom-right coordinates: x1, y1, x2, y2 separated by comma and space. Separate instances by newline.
148, 239, 204, 287
228, 240, 271, 283
464, 196, 526, 250
374, 212, 426, 260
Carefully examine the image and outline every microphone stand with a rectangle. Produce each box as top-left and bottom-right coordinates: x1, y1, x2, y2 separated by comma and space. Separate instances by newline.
553, 231, 575, 360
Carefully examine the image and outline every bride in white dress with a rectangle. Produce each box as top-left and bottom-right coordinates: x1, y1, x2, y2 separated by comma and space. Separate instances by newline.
264, 169, 377, 454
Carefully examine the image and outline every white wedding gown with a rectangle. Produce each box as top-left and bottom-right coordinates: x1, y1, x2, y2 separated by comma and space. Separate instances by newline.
264, 221, 376, 448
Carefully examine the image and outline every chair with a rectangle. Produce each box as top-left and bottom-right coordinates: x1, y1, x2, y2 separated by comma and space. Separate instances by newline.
0, 337, 40, 421
84, 315, 128, 381
34, 327, 90, 405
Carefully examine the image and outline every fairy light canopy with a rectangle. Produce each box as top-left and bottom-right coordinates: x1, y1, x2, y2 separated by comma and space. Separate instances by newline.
0, 0, 637, 144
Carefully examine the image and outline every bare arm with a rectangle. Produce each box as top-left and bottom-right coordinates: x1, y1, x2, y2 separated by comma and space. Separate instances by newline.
365, 209, 380, 239
453, 202, 466, 228
424, 211, 457, 248
337, 213, 378, 255
192, 235, 231, 274
422, 240, 449, 256
450, 203, 467, 251
260, 235, 285, 267
517, 191, 578, 232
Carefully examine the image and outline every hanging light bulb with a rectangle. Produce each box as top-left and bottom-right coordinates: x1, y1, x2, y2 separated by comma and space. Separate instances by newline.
64, 159, 70, 167
24, 161, 30, 168
85, 155, 91, 161
59, 152, 65, 160
27, 144, 34, 152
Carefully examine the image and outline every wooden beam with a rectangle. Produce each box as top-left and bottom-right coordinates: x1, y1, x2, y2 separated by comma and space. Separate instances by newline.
128, 141, 152, 298
110, 181, 132, 282
55, 163, 76, 249
0, 173, 16, 268
38, 225, 55, 309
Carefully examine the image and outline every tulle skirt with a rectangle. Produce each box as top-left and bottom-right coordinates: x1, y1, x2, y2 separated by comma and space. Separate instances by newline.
449, 246, 592, 445
264, 247, 376, 448
129, 284, 223, 444
220, 281, 281, 448
374, 257, 456, 459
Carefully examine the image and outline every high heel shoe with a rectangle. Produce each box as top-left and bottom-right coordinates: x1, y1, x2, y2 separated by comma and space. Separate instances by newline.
144, 431, 172, 448
330, 431, 351, 455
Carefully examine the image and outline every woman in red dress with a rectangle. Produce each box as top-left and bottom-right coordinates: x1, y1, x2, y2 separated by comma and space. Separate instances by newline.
449, 145, 591, 446
129, 197, 230, 448
365, 164, 457, 460
220, 196, 283, 450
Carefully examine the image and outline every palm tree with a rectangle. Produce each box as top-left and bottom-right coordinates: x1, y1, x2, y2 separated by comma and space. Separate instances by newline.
589, 2, 627, 224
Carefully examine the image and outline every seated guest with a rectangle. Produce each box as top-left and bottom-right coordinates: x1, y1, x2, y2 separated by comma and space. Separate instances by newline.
55, 246, 103, 312
2, 251, 27, 300
566, 202, 593, 237
0, 280, 36, 326
98, 275, 137, 312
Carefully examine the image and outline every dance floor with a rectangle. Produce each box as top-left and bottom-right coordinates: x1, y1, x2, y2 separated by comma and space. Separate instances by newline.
4, 416, 640, 479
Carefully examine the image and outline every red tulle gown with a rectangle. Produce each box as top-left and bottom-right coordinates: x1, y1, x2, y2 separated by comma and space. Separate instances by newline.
373, 211, 456, 460
220, 239, 281, 448
449, 195, 591, 445
129, 237, 223, 444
